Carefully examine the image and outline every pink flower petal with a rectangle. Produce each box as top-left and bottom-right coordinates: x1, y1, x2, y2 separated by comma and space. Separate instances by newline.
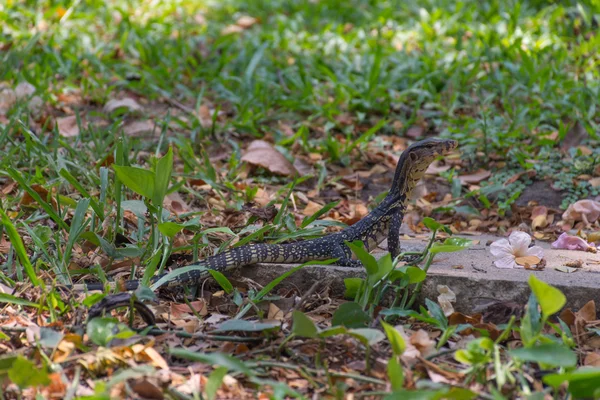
551, 233, 593, 251
490, 238, 512, 257
508, 231, 532, 255
494, 255, 517, 269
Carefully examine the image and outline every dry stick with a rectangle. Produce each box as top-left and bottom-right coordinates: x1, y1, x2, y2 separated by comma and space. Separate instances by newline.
290, 277, 330, 313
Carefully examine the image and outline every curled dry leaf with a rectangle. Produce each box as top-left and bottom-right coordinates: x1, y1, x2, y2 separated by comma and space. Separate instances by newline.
241, 140, 298, 177
437, 285, 456, 316
458, 169, 491, 185
531, 205, 549, 230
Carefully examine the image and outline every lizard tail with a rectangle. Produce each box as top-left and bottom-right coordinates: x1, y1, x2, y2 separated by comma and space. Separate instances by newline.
81, 242, 321, 292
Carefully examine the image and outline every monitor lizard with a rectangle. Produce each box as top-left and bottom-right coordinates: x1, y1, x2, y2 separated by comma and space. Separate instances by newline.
79, 137, 457, 292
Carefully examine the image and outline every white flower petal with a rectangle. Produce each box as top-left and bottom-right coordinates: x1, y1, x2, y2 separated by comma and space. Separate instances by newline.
494, 255, 517, 269
525, 246, 544, 259
509, 231, 532, 255
490, 239, 512, 257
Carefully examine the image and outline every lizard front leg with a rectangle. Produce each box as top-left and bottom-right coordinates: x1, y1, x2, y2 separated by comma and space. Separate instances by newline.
331, 243, 363, 268
388, 211, 403, 260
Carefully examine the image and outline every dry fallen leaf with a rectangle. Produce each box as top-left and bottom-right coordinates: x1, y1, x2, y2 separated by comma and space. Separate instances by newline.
531, 205, 549, 230
515, 255, 541, 266
123, 120, 157, 137
459, 169, 492, 185
56, 115, 82, 137
104, 97, 143, 114
241, 140, 298, 177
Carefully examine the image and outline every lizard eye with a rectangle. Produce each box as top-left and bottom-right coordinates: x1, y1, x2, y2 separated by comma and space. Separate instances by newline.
409, 153, 418, 161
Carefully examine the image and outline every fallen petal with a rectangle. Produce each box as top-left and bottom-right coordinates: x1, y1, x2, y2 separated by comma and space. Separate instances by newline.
489, 238, 512, 257
508, 231, 532, 255
494, 255, 517, 269
552, 233, 594, 251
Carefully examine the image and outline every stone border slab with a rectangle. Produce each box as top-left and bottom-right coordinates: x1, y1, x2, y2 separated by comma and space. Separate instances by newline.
230, 235, 600, 314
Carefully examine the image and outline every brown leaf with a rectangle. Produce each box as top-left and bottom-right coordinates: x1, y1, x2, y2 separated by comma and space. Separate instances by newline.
20, 184, 55, 208
531, 205, 548, 230
170, 300, 208, 318
302, 201, 323, 216
129, 379, 164, 400
575, 300, 596, 323
515, 255, 541, 266
123, 120, 157, 137
241, 140, 298, 176
584, 352, 600, 367
459, 169, 491, 185
56, 115, 82, 137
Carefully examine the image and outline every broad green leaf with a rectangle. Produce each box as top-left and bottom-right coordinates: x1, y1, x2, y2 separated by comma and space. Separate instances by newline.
348, 328, 385, 346
214, 319, 280, 333
543, 368, 600, 398
153, 147, 173, 207
291, 311, 318, 338
396, 266, 427, 284
343, 277, 364, 299
82, 293, 106, 308
455, 337, 494, 365
387, 357, 404, 391
121, 200, 148, 217
87, 317, 134, 346
158, 221, 185, 238
370, 253, 394, 284
384, 387, 476, 400
426, 298, 448, 329
332, 302, 370, 328
509, 343, 577, 368
422, 217, 451, 234
208, 270, 234, 294
206, 367, 228, 400
169, 350, 255, 377
318, 326, 348, 338
381, 321, 406, 355
528, 275, 566, 318
7, 356, 50, 389
430, 237, 472, 254
345, 240, 378, 275
0, 208, 40, 286
113, 165, 155, 199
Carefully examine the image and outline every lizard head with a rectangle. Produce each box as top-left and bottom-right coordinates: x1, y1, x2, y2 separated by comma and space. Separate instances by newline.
391, 138, 458, 196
